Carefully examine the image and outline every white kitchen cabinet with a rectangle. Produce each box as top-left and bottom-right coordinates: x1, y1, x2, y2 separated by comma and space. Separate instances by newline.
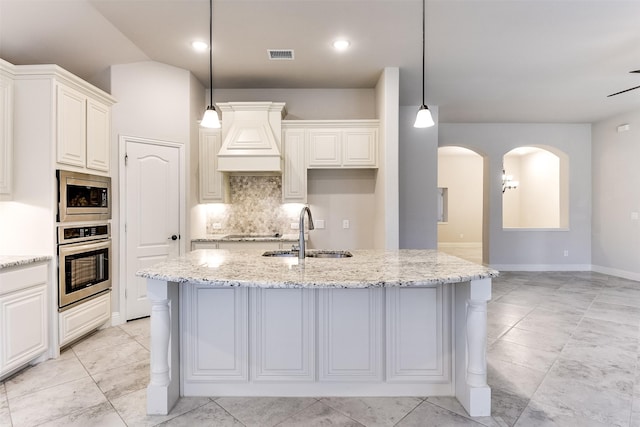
191, 241, 283, 251
0, 66, 13, 199
59, 291, 111, 347
199, 128, 229, 203
318, 288, 383, 381
0, 262, 49, 378
56, 82, 112, 174
282, 128, 307, 203
306, 124, 378, 169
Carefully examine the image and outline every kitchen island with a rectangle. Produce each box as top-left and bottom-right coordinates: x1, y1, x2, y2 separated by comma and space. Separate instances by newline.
137, 249, 498, 417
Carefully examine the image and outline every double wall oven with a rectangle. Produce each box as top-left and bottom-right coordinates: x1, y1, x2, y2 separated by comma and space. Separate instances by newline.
57, 171, 112, 311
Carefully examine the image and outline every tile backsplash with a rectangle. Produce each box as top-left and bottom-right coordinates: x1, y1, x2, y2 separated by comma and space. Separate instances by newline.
205, 175, 303, 235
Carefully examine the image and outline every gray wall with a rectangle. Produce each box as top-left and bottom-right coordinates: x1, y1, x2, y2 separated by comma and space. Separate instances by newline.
592, 109, 640, 280
398, 106, 439, 249
439, 123, 592, 269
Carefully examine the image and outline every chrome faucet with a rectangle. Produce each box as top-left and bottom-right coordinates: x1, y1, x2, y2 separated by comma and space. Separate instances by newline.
298, 206, 315, 259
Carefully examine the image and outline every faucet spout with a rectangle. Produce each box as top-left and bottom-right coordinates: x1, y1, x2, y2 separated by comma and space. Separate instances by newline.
298, 206, 314, 259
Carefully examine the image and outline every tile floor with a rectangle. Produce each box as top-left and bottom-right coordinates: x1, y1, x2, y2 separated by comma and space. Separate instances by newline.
1, 271, 640, 426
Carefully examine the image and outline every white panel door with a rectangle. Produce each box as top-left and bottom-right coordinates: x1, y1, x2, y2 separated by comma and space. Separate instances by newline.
125, 139, 180, 320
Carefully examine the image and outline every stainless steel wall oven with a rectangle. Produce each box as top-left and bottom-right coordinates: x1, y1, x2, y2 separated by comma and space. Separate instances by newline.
58, 223, 111, 310
57, 170, 111, 222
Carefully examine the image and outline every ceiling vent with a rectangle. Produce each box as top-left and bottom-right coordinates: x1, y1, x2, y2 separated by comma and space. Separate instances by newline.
268, 49, 294, 60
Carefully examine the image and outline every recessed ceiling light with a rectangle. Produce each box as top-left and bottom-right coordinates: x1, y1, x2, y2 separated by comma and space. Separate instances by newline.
192, 41, 208, 52
332, 40, 350, 51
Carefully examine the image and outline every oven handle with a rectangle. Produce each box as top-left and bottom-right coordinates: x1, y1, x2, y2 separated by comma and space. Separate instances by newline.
58, 238, 111, 256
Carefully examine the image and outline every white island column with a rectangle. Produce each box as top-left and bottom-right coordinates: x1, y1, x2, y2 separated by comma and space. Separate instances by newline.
455, 277, 492, 417
147, 279, 180, 415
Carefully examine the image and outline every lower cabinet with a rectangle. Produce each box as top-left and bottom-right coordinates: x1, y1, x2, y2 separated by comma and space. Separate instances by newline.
191, 241, 285, 251
59, 291, 111, 347
182, 286, 448, 388
0, 262, 49, 378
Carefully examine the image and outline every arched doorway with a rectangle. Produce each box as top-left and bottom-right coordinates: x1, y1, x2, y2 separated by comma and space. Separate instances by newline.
437, 146, 484, 264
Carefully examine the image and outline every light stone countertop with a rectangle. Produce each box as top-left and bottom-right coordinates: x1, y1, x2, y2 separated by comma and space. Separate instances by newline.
0, 255, 52, 270
136, 249, 499, 288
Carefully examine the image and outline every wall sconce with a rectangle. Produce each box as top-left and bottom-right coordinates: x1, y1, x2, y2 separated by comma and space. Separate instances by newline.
502, 170, 519, 193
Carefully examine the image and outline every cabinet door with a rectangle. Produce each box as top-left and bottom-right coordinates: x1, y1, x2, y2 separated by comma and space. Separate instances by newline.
199, 128, 228, 203
282, 129, 307, 202
86, 98, 110, 172
0, 285, 48, 375
307, 129, 341, 168
343, 128, 378, 167
0, 73, 13, 197
191, 241, 218, 250
57, 84, 86, 168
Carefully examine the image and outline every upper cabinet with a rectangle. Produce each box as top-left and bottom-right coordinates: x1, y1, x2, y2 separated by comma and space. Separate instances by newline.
305, 121, 378, 169
0, 64, 13, 199
56, 83, 112, 174
282, 128, 307, 203
199, 128, 229, 203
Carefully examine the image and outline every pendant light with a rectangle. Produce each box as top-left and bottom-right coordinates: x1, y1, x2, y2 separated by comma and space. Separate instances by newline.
201, 0, 221, 128
414, 0, 434, 128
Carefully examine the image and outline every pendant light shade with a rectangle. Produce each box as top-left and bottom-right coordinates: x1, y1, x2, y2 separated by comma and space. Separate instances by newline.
201, 0, 221, 129
414, 105, 434, 128
414, 0, 434, 128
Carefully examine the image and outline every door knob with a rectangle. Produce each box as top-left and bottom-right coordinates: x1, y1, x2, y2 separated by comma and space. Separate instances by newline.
169, 234, 179, 241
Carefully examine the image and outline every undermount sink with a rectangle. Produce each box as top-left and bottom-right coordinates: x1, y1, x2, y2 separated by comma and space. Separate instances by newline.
262, 250, 353, 258
226, 233, 281, 239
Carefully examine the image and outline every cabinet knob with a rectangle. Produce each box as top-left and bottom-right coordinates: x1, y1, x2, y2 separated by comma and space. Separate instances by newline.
169, 235, 179, 241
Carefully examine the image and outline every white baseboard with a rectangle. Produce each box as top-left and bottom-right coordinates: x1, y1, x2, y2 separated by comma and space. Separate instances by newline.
111, 311, 124, 326
591, 265, 640, 282
490, 264, 592, 272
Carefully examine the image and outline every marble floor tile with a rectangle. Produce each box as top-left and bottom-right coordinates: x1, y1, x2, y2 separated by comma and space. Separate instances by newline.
631, 393, 640, 427
561, 337, 637, 373
596, 287, 640, 308
277, 401, 364, 427
110, 388, 211, 427
71, 326, 136, 356
119, 316, 151, 341
321, 396, 422, 427
488, 302, 535, 319
488, 311, 524, 328
570, 318, 639, 354
488, 358, 547, 398
36, 401, 126, 427
426, 396, 504, 427
487, 319, 513, 341
488, 340, 558, 373
3, 349, 89, 400
74, 340, 149, 376
0, 383, 10, 427
548, 357, 634, 396
584, 301, 640, 327
490, 387, 531, 427
514, 308, 582, 335
215, 396, 318, 427
396, 401, 485, 426
500, 326, 570, 353
530, 374, 632, 426
157, 401, 243, 426
515, 400, 612, 427
91, 358, 150, 400
8, 376, 107, 427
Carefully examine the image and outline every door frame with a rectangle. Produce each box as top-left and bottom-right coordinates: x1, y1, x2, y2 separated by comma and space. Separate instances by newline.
118, 135, 186, 323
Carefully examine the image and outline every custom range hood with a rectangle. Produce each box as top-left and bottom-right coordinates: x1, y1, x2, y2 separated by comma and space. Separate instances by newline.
217, 102, 287, 172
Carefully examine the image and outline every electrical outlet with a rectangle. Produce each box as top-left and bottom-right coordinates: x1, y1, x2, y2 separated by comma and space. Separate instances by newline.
632, 212, 639, 220
212, 222, 222, 230
290, 222, 299, 230
315, 219, 326, 229
342, 220, 350, 229
563, 250, 569, 257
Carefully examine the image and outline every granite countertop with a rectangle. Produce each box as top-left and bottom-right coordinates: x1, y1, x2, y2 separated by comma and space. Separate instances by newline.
137, 249, 499, 289
191, 233, 301, 243
0, 255, 52, 270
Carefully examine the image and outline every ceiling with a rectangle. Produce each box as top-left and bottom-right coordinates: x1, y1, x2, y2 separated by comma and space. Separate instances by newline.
1, 0, 640, 123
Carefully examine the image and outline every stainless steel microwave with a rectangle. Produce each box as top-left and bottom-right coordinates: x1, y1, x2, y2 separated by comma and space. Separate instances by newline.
57, 170, 111, 222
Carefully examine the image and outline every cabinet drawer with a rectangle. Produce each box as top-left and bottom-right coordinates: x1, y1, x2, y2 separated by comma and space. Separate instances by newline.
0, 263, 48, 296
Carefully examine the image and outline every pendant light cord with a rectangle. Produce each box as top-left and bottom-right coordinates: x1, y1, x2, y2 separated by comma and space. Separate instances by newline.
421, 0, 425, 107
209, 0, 213, 107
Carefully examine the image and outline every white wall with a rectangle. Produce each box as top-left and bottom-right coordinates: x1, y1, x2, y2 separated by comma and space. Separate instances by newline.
110, 61, 202, 316
213, 88, 375, 120
592, 109, 640, 280
437, 151, 483, 243
398, 106, 439, 249
440, 123, 591, 269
